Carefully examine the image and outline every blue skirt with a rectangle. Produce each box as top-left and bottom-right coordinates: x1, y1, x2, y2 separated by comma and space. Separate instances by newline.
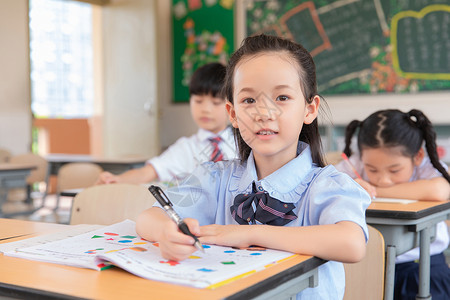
394, 252, 450, 300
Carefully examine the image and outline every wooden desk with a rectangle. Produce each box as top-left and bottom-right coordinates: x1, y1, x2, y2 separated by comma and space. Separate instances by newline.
366, 200, 450, 300
40, 154, 149, 210
0, 164, 36, 218
45, 154, 148, 176
0, 218, 67, 241
0, 219, 326, 300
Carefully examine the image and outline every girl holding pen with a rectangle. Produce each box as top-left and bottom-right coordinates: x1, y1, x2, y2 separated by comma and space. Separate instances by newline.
137, 34, 370, 299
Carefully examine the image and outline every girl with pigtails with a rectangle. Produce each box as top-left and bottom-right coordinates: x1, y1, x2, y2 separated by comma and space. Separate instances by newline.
335, 109, 450, 300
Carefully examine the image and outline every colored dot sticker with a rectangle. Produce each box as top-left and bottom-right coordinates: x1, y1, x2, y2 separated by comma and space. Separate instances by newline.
91, 235, 104, 239
129, 247, 147, 252
121, 235, 137, 239
221, 261, 235, 265
203, 245, 211, 249
104, 232, 119, 236
250, 252, 262, 256
197, 268, 215, 272
118, 240, 132, 243
224, 250, 235, 253
160, 260, 179, 266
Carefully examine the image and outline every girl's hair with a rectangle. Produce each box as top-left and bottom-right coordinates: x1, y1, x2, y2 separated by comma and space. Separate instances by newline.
223, 34, 326, 167
189, 62, 226, 98
343, 109, 450, 183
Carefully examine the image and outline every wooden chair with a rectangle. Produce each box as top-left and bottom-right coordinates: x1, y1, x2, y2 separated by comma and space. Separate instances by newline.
7, 153, 48, 204
325, 151, 343, 166
0, 148, 12, 163
70, 183, 155, 225
55, 162, 103, 210
343, 225, 385, 300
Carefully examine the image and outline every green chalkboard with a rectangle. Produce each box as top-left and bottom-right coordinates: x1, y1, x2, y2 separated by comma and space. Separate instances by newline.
172, 0, 234, 103
242, 0, 450, 95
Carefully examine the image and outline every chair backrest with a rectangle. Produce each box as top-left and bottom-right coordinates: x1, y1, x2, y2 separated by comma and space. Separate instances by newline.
70, 183, 155, 225
0, 148, 12, 163
343, 225, 385, 300
325, 151, 343, 166
57, 162, 103, 192
9, 153, 48, 184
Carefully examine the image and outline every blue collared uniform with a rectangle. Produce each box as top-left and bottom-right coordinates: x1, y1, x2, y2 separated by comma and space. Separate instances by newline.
157, 142, 371, 299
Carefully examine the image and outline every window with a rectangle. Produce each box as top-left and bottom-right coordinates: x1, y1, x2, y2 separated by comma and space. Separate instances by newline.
29, 0, 93, 118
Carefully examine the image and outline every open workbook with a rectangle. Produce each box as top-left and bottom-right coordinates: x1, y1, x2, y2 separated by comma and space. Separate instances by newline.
0, 220, 296, 289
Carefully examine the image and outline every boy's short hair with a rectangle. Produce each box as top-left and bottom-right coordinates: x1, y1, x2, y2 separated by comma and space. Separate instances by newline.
189, 62, 226, 98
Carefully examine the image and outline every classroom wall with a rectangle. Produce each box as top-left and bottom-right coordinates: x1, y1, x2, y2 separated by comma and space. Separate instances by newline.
0, 0, 160, 159
1, 1, 449, 157
0, 0, 32, 155
156, 1, 198, 150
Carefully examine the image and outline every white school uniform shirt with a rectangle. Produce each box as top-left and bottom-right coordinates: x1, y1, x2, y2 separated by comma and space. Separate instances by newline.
335, 154, 450, 263
156, 142, 371, 300
148, 127, 237, 182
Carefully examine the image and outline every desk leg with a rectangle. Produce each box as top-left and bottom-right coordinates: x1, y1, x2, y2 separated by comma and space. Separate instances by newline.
36, 164, 51, 210
0, 187, 7, 217
417, 227, 431, 300
385, 245, 396, 300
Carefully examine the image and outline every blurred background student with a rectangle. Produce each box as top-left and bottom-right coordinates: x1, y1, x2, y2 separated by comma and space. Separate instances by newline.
96, 62, 237, 185
336, 109, 450, 300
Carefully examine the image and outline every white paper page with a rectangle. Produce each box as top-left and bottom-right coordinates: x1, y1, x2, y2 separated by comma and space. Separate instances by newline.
5, 220, 295, 288
97, 243, 294, 288
371, 197, 418, 204
3, 221, 135, 270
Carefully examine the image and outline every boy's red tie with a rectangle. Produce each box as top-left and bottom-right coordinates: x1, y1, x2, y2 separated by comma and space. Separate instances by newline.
209, 137, 224, 162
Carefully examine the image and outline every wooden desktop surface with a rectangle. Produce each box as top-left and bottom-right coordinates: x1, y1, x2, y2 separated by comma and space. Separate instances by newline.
0, 163, 37, 172
0, 218, 67, 240
44, 154, 149, 176
366, 200, 450, 300
0, 219, 325, 300
45, 154, 149, 164
367, 200, 450, 219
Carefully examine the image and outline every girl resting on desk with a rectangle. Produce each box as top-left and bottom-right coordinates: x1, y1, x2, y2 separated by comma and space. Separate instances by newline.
335, 109, 450, 300
137, 34, 371, 299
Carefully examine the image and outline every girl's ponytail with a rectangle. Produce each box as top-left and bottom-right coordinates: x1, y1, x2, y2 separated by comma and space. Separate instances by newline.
343, 120, 361, 157
407, 109, 450, 183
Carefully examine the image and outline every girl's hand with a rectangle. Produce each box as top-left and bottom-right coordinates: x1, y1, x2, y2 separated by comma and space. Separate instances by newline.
96, 171, 118, 185
354, 178, 377, 198
158, 218, 200, 261
199, 224, 252, 248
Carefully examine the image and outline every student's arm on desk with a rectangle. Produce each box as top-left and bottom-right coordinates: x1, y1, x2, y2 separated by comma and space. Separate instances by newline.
375, 177, 450, 201
137, 209, 366, 263
96, 164, 159, 185
200, 221, 366, 264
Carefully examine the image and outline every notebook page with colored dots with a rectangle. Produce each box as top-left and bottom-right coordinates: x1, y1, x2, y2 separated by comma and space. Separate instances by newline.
3, 220, 296, 288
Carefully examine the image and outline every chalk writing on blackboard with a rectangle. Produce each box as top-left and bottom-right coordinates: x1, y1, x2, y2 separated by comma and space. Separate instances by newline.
243, 0, 450, 94
391, 5, 450, 80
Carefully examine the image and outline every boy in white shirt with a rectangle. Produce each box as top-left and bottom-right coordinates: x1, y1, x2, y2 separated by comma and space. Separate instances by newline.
96, 63, 237, 184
